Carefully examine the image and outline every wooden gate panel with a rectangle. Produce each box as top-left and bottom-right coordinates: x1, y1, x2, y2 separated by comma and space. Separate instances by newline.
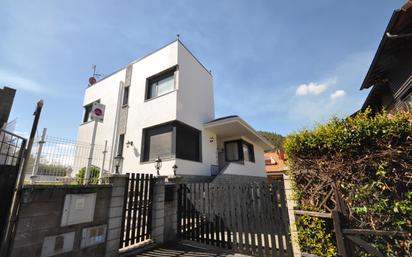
120, 173, 154, 249
177, 182, 294, 257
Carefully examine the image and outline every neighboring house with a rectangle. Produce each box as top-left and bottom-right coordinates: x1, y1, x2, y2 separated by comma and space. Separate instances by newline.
264, 150, 288, 183
0, 86, 16, 129
361, 2, 412, 112
76, 39, 273, 182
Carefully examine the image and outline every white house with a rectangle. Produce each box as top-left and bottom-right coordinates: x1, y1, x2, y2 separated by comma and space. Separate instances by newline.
76, 39, 273, 183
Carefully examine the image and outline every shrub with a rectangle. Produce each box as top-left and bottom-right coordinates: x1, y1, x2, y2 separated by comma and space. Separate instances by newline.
296, 215, 336, 257
285, 109, 412, 256
76, 166, 100, 184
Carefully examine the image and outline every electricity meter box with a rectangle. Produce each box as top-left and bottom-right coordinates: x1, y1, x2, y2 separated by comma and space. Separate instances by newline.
61, 193, 96, 227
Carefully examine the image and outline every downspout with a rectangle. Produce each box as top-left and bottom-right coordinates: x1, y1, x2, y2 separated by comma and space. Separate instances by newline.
109, 81, 124, 173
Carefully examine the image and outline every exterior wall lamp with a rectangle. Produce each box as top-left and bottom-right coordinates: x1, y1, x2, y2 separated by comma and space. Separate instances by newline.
154, 156, 162, 176
114, 155, 124, 174
172, 164, 178, 176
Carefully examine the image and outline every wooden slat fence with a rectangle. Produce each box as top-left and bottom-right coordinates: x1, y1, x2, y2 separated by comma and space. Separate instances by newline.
120, 173, 154, 249
177, 182, 294, 257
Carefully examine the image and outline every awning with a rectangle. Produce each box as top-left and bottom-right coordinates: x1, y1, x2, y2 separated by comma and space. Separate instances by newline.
204, 116, 274, 151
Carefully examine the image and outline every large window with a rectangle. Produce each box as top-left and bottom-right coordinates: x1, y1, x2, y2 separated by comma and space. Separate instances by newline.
224, 139, 255, 163
141, 121, 201, 162
146, 67, 176, 100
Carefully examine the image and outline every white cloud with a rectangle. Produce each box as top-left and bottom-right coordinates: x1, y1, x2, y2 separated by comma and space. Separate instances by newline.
0, 70, 47, 93
330, 90, 346, 100
296, 82, 327, 96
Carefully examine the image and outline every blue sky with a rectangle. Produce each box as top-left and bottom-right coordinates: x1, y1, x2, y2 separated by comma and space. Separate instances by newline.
0, 0, 405, 138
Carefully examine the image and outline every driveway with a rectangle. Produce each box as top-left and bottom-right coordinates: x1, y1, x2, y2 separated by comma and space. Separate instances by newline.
128, 241, 252, 257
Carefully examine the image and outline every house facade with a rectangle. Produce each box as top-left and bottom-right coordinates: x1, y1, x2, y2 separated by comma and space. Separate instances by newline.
76, 40, 273, 182
361, 2, 412, 112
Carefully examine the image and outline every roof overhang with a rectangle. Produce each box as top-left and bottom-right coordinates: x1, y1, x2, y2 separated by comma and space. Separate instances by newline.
204, 116, 274, 151
360, 6, 412, 90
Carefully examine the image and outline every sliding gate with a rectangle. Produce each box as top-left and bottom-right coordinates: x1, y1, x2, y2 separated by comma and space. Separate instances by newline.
177, 182, 294, 257
120, 173, 155, 249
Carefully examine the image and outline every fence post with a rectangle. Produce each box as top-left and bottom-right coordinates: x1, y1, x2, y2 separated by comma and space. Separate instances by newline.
151, 177, 166, 244
30, 127, 47, 184
98, 140, 108, 184
84, 120, 98, 185
332, 185, 351, 257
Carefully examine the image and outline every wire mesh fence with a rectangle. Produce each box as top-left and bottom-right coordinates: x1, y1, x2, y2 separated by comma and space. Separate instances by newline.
25, 134, 113, 184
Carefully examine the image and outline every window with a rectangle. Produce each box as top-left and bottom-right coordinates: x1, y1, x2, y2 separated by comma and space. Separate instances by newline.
146, 67, 176, 100
225, 141, 241, 161
122, 86, 129, 106
224, 139, 255, 163
141, 121, 201, 162
117, 134, 125, 156
142, 124, 174, 162
176, 123, 201, 161
83, 100, 100, 123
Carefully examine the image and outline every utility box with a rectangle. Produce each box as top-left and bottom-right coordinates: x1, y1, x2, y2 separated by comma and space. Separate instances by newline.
40, 232, 75, 257
61, 193, 96, 226
80, 224, 107, 248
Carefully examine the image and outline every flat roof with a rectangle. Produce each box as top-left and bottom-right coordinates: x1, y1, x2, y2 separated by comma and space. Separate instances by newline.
90, 39, 211, 86
204, 116, 274, 151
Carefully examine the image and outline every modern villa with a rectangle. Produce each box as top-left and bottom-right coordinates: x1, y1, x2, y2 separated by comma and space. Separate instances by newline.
76, 39, 273, 183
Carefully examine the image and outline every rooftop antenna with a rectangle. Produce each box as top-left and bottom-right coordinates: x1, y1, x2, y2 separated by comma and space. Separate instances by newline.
92, 64, 102, 78
89, 65, 102, 86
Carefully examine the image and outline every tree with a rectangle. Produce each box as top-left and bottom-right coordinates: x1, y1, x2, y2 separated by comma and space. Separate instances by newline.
258, 131, 284, 150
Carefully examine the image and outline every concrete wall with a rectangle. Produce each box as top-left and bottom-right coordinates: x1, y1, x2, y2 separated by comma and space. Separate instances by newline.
9, 176, 127, 257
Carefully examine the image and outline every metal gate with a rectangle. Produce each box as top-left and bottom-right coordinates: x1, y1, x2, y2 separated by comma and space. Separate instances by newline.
0, 129, 27, 252
120, 173, 155, 249
177, 182, 294, 257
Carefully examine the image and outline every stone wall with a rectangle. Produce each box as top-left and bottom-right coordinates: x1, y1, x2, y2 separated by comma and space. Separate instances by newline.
9, 175, 127, 257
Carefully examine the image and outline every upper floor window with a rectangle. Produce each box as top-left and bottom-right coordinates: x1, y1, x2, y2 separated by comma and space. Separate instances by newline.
122, 86, 130, 106
146, 67, 176, 100
83, 100, 100, 123
224, 139, 255, 163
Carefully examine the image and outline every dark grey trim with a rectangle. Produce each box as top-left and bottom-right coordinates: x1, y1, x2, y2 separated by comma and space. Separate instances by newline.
145, 65, 178, 101
224, 139, 255, 163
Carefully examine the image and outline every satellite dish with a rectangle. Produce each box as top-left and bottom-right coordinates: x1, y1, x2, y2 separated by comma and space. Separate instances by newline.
89, 77, 97, 85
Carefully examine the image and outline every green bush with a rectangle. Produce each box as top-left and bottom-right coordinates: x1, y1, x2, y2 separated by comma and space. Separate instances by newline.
76, 166, 100, 184
296, 215, 336, 257
285, 109, 412, 256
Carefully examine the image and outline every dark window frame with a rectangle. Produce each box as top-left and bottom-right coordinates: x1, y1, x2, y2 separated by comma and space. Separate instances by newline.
224, 139, 255, 163
140, 120, 202, 163
122, 86, 130, 106
117, 134, 125, 157
145, 66, 178, 100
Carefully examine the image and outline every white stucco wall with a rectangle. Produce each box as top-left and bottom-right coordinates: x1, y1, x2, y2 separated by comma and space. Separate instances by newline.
174, 42, 217, 176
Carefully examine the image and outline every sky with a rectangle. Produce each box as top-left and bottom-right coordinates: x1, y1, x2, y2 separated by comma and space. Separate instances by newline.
0, 0, 405, 139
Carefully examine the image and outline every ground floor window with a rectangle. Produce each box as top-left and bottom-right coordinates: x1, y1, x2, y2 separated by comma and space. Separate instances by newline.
141, 121, 201, 162
224, 139, 255, 163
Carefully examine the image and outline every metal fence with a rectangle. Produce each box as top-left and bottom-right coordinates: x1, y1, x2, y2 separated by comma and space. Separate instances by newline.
26, 132, 113, 184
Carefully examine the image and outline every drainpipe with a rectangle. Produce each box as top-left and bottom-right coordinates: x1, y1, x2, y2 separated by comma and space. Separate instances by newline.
109, 81, 124, 173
